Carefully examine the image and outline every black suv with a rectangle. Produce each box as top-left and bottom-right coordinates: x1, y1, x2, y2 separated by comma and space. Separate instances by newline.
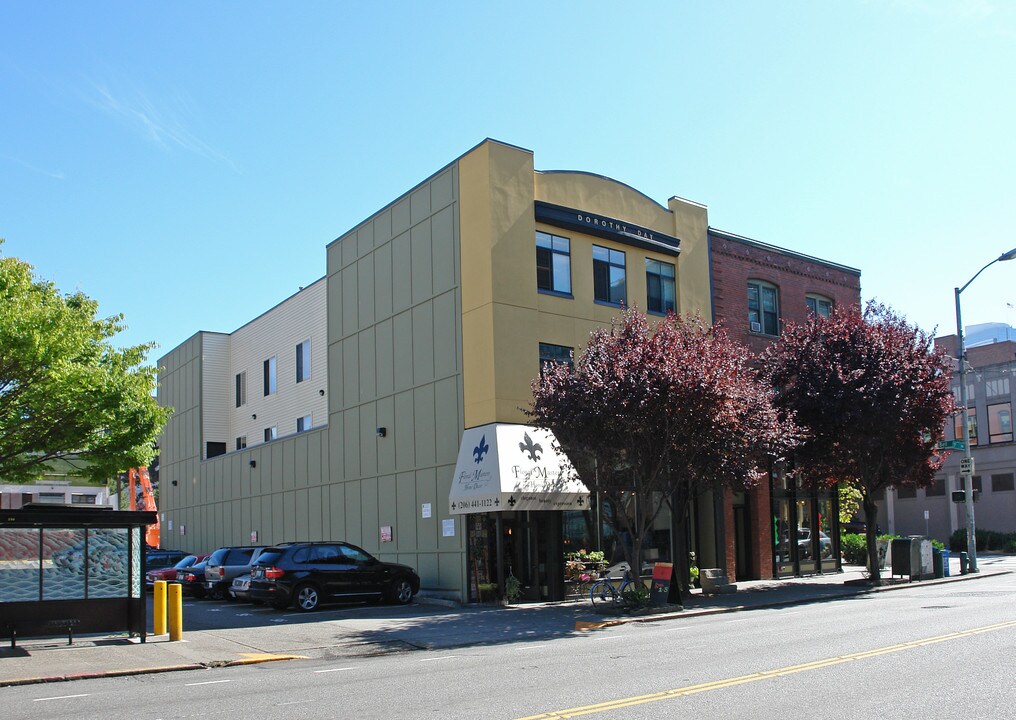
250, 541, 420, 611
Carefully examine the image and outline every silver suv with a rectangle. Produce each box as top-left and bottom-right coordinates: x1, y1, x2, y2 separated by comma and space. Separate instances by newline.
203, 546, 267, 600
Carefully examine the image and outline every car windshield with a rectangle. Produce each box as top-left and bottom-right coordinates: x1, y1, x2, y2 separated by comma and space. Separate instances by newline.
174, 556, 198, 569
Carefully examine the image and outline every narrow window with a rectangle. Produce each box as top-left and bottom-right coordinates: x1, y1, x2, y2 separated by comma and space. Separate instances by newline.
593, 245, 626, 305
264, 426, 278, 442
954, 408, 978, 446
206, 441, 227, 458
263, 356, 277, 396
806, 294, 833, 318
536, 231, 572, 295
539, 342, 574, 375
748, 280, 780, 335
296, 340, 311, 383
236, 436, 247, 451
235, 371, 247, 408
297, 415, 312, 433
646, 259, 676, 315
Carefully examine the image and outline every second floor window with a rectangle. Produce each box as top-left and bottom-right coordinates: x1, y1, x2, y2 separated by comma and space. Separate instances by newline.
264, 356, 277, 396
236, 436, 247, 451
539, 342, 574, 375
955, 408, 978, 446
296, 339, 311, 383
748, 280, 779, 336
988, 402, 1012, 443
536, 231, 571, 295
297, 415, 312, 433
264, 426, 278, 442
806, 294, 833, 318
593, 245, 626, 306
646, 259, 676, 315
235, 371, 247, 408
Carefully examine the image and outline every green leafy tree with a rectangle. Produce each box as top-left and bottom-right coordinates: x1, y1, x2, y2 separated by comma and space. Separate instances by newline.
529, 308, 794, 597
0, 243, 170, 484
838, 484, 861, 526
765, 302, 955, 584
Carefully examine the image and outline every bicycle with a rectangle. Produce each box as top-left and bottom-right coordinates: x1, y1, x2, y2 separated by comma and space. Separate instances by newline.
589, 569, 637, 610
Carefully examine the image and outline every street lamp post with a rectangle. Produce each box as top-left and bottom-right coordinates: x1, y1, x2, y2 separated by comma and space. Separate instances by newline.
954, 247, 1016, 573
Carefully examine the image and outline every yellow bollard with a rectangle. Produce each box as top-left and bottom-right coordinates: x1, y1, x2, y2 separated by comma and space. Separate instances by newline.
168, 583, 183, 641
153, 580, 167, 636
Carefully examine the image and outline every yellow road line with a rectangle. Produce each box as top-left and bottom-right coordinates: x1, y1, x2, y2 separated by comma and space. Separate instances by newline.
516, 619, 1016, 719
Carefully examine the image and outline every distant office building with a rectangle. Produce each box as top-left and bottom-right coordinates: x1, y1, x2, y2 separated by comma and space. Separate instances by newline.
878, 335, 1016, 541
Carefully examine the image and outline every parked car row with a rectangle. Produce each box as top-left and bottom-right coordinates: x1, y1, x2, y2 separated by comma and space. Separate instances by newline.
144, 541, 420, 612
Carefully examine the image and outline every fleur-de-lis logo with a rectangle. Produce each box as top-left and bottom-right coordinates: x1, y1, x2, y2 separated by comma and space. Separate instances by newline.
519, 432, 543, 462
473, 435, 489, 464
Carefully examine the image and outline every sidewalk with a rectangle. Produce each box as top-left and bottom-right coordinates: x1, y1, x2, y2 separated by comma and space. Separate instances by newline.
2, 558, 1009, 688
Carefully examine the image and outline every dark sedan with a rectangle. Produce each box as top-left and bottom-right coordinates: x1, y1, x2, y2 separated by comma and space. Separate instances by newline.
250, 541, 419, 611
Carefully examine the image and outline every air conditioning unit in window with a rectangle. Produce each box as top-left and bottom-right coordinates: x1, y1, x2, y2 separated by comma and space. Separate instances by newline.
750, 321, 762, 333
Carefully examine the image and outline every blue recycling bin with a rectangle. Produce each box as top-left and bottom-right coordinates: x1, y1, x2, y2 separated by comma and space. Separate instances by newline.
941, 549, 951, 577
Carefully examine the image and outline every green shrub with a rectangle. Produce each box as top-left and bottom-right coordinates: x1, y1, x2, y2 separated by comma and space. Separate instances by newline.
840, 533, 867, 565
621, 585, 650, 608
951, 528, 1016, 553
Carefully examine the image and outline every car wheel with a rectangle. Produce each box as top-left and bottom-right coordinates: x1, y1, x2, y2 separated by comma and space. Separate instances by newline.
389, 577, 414, 605
295, 583, 320, 612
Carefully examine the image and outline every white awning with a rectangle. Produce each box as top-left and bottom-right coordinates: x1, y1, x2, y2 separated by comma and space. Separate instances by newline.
448, 423, 590, 515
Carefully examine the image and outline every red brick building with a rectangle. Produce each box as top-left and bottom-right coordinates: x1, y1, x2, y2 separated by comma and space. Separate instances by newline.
708, 228, 862, 581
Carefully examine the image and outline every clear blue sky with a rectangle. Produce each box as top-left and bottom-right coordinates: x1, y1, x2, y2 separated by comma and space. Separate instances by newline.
3, 2, 1015, 360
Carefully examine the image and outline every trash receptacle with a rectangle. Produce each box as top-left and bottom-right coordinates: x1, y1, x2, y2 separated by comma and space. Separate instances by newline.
941, 549, 951, 577
932, 548, 943, 578
959, 551, 969, 575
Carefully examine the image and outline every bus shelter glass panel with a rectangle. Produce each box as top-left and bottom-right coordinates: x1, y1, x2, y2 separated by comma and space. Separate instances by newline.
0, 528, 42, 602
42, 528, 87, 600
89, 528, 131, 598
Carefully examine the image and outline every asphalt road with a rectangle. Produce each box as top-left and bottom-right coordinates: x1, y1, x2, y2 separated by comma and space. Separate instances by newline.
9, 565, 1016, 720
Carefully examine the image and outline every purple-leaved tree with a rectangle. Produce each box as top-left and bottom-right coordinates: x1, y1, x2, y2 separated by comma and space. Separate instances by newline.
529, 308, 793, 597
764, 302, 956, 584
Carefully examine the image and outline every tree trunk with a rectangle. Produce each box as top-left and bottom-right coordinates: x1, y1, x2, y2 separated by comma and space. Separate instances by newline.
672, 517, 690, 600
862, 492, 881, 585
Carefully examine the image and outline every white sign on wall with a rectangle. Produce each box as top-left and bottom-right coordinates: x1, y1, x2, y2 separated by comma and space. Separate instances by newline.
442, 518, 455, 537
422, 503, 432, 519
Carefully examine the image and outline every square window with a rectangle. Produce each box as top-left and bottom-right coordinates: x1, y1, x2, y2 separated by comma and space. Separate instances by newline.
988, 402, 1013, 443
536, 232, 572, 295
954, 408, 978, 446
297, 415, 312, 433
806, 294, 833, 318
539, 342, 574, 374
236, 436, 247, 451
593, 245, 626, 305
991, 473, 1015, 492
264, 426, 277, 442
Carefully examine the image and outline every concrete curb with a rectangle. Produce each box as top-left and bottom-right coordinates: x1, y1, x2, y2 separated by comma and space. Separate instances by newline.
579, 568, 1013, 630
0, 653, 310, 688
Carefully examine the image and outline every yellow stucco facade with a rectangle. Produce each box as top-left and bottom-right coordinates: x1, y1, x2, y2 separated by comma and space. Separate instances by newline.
458, 139, 712, 430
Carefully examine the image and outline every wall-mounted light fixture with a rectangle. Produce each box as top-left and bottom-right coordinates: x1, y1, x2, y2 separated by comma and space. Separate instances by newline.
376, 427, 387, 438
251, 413, 257, 420
319, 389, 325, 396
249, 460, 257, 468
171, 480, 178, 486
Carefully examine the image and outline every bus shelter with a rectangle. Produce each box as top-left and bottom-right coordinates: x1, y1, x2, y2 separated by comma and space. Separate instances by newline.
0, 504, 157, 646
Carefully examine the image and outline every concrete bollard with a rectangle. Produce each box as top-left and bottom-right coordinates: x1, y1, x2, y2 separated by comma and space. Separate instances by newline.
168, 583, 183, 641
153, 580, 167, 636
